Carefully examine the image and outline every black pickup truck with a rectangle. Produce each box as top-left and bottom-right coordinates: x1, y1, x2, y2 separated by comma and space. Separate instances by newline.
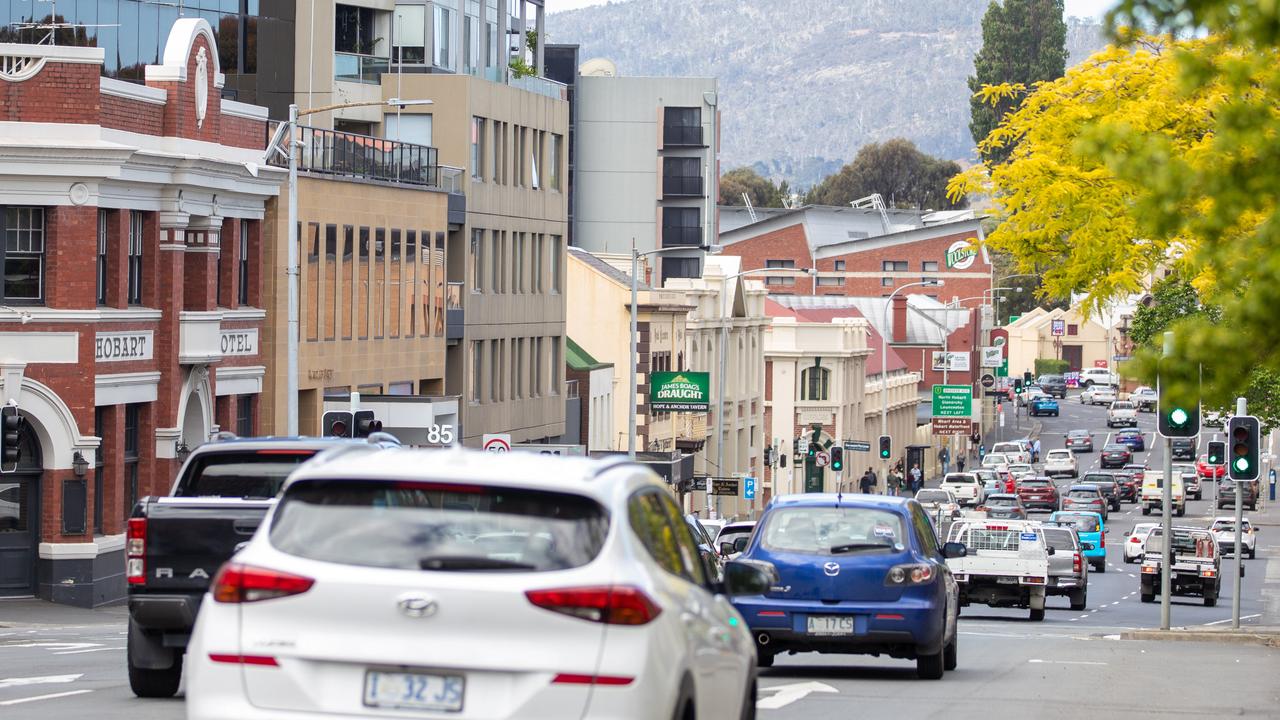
126, 436, 395, 697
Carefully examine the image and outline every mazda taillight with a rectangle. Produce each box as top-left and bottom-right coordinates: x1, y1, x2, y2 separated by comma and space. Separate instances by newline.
526, 586, 661, 625
885, 563, 936, 586
211, 563, 315, 603
127, 518, 147, 585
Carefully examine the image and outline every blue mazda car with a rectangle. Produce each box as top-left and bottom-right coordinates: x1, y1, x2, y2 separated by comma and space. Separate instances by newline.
730, 494, 965, 679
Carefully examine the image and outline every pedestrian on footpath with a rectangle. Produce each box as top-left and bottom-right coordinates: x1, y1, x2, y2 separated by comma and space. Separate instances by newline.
910, 464, 923, 493
1032, 437, 1042, 464
957, 455, 966, 473
859, 468, 875, 494
939, 446, 951, 476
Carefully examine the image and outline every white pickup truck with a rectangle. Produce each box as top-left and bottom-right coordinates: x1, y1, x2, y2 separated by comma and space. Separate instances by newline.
940, 472, 983, 507
1107, 400, 1138, 428
946, 519, 1052, 621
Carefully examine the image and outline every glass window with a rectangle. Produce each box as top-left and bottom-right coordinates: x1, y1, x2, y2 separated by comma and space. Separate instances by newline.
336, 4, 377, 55
236, 395, 254, 437
2, 207, 45, 303
385, 113, 433, 147
551, 337, 561, 393
550, 235, 562, 293
881, 277, 895, 287
127, 210, 143, 305
834, 260, 846, 271
238, 220, 250, 305
762, 506, 906, 555
470, 340, 482, 403
463, 2, 479, 75
433, 3, 453, 69
490, 230, 501, 293
96, 209, 108, 305
549, 134, 562, 191
489, 338, 499, 402
514, 338, 524, 399
93, 407, 104, 535
882, 260, 908, 272
800, 365, 830, 401
123, 404, 140, 521
662, 207, 699, 247
663, 107, 702, 145
660, 257, 700, 283
175, 451, 317, 499
530, 130, 541, 189
393, 4, 427, 63
764, 258, 795, 286
909, 503, 940, 555
922, 261, 939, 272
470, 228, 483, 292
471, 117, 485, 179
628, 490, 687, 578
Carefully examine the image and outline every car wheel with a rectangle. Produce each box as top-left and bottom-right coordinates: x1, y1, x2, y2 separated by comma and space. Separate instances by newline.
1030, 607, 1045, 622
1204, 595, 1217, 607
1094, 561, 1106, 574
756, 650, 774, 668
672, 677, 696, 720
1176, 506, 1185, 517
1141, 593, 1154, 603
916, 648, 945, 680
1143, 506, 1151, 516
739, 676, 757, 720
943, 633, 958, 672
127, 627, 183, 699
1248, 548, 1256, 560
1069, 588, 1087, 611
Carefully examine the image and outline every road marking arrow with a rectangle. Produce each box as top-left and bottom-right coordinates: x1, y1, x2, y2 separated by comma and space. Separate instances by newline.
0, 674, 83, 690
756, 681, 838, 709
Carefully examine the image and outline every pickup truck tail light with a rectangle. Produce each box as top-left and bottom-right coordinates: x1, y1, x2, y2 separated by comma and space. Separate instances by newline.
212, 563, 315, 603
1020, 576, 1046, 585
1073, 553, 1082, 574
126, 518, 146, 585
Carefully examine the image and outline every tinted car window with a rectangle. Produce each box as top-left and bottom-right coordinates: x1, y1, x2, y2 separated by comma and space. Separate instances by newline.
628, 491, 689, 579
664, 501, 708, 585
1068, 489, 1099, 499
917, 490, 951, 503
988, 496, 1018, 506
762, 507, 906, 554
1043, 528, 1077, 552
944, 474, 977, 484
909, 503, 940, 556
1055, 514, 1100, 532
175, 451, 317, 498
270, 479, 610, 572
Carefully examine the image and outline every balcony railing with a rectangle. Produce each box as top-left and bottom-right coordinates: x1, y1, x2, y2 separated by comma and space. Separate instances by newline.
335, 52, 389, 84
446, 281, 463, 341
663, 125, 704, 147
662, 225, 702, 247
662, 176, 704, 198
271, 124, 442, 188
438, 165, 464, 193
508, 74, 568, 100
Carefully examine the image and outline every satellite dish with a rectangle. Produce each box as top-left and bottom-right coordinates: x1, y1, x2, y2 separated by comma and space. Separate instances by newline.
579, 57, 617, 77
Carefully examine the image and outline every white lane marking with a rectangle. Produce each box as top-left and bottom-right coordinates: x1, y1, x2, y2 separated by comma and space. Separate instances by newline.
1029, 659, 1108, 666
1128, 573, 1137, 578
1202, 614, 1262, 626
0, 690, 93, 706
52, 646, 124, 655
0, 642, 100, 652
0, 674, 83, 690
1069, 617, 1080, 621
1111, 602, 1121, 606
757, 681, 838, 709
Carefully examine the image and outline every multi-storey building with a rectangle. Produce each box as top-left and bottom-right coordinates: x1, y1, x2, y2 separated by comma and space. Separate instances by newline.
0, 20, 282, 604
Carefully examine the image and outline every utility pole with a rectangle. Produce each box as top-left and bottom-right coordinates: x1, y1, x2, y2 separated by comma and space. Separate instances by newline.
1233, 395, 1247, 629
1160, 332, 1174, 630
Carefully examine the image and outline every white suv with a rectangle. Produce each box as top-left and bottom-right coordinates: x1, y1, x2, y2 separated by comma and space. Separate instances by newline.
1043, 449, 1079, 479
186, 448, 765, 720
1078, 368, 1117, 388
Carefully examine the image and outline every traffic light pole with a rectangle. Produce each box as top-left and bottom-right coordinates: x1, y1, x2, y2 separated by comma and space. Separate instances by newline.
1160, 333, 1173, 630
1234, 396, 1246, 629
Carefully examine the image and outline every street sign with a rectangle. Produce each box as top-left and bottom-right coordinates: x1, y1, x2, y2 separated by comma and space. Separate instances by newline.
980, 346, 1003, 368
932, 351, 971, 372
744, 477, 756, 500
815, 450, 830, 468
980, 373, 996, 389
1051, 318, 1066, 336
931, 384, 973, 418
797, 437, 809, 454
932, 418, 973, 436
844, 440, 871, 452
482, 433, 511, 452
710, 478, 739, 496
691, 476, 708, 491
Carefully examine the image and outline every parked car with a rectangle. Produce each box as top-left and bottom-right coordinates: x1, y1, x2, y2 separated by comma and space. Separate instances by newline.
1081, 386, 1118, 405
1114, 428, 1146, 451
1049, 511, 1107, 573
1037, 374, 1067, 399
1171, 437, 1197, 461
1014, 476, 1060, 512
1209, 517, 1257, 559
1100, 443, 1133, 469
1030, 396, 1060, 417
916, 489, 963, 523
1140, 526, 1220, 606
981, 493, 1028, 520
1043, 449, 1079, 479
185, 448, 767, 720
1197, 454, 1227, 481
1078, 368, 1117, 388
1107, 401, 1139, 428
1109, 471, 1140, 503
1123, 523, 1160, 563
940, 472, 983, 507
1131, 386, 1158, 412
1065, 429, 1095, 453
1042, 525, 1090, 610
1217, 478, 1260, 511
1061, 485, 1109, 522
732, 494, 964, 679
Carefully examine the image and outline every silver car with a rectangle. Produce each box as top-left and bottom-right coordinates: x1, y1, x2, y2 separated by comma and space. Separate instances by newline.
1042, 525, 1089, 610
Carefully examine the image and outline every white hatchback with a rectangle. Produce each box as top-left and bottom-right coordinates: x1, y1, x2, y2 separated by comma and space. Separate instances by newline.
186, 448, 767, 720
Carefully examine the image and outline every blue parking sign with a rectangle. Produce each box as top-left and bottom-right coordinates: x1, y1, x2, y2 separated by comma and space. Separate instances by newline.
744, 477, 756, 500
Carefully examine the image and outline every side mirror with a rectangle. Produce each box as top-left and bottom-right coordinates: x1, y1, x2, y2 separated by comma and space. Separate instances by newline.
733, 536, 750, 553
942, 542, 967, 559
723, 559, 779, 597
719, 541, 735, 556
1047, 546, 1056, 556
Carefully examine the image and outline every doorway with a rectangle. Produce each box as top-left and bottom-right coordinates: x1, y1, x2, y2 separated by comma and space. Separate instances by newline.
0, 423, 42, 597
1062, 345, 1084, 373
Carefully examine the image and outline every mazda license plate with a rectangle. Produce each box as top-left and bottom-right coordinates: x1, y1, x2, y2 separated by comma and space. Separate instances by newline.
806, 615, 855, 635
363, 671, 464, 712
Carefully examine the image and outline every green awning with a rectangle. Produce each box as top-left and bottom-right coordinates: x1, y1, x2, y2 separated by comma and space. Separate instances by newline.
567, 337, 612, 371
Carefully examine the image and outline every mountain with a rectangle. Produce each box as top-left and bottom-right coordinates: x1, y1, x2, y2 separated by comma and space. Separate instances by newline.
548, 0, 1106, 188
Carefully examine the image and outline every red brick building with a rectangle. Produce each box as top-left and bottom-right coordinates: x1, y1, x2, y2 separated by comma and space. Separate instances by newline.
0, 19, 284, 605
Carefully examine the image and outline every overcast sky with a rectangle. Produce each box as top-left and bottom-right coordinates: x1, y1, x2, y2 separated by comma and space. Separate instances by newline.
550, 0, 1118, 19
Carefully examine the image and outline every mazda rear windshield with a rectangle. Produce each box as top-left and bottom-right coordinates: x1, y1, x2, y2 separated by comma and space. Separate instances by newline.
1056, 515, 1100, 532
761, 507, 907, 554
270, 480, 609, 572
174, 451, 318, 499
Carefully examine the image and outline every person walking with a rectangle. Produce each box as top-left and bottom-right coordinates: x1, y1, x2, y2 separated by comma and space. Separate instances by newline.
957, 455, 966, 473
909, 464, 923, 494
1031, 437, 1042, 464
939, 446, 951, 476
859, 468, 875, 494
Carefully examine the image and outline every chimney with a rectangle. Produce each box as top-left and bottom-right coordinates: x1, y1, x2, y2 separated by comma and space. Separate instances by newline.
892, 295, 908, 344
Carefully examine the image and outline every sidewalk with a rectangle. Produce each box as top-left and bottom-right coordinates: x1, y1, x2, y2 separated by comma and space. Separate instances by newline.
1121, 625, 1280, 648
0, 597, 127, 627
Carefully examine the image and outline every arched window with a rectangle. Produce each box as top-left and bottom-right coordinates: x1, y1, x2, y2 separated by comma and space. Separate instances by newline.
800, 365, 830, 401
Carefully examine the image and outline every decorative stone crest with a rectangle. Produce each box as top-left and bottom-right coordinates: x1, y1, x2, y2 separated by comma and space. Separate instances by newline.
195, 47, 208, 129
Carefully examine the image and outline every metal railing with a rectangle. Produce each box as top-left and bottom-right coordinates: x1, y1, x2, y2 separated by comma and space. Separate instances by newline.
438, 165, 464, 193
335, 52, 389, 84
662, 176, 704, 198
663, 125, 704, 147
508, 74, 568, 100
661, 225, 702, 247
272, 124, 442, 188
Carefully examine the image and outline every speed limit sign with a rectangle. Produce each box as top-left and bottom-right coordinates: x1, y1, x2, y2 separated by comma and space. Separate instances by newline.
482, 433, 511, 452
815, 450, 830, 468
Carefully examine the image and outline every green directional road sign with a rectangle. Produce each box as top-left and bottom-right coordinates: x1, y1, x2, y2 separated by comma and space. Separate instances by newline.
932, 384, 973, 418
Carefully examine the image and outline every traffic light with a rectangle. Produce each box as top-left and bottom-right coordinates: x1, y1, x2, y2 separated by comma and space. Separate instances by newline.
830, 446, 844, 473
1157, 385, 1199, 438
1207, 440, 1225, 466
1013, 378, 1023, 395
1023, 370, 1033, 386
805, 439, 817, 461
1228, 415, 1260, 481
1, 405, 24, 468
878, 435, 892, 460
322, 410, 353, 438
353, 410, 383, 438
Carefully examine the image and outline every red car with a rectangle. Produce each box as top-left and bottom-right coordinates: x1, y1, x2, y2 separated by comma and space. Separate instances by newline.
1015, 477, 1060, 511
1197, 454, 1227, 480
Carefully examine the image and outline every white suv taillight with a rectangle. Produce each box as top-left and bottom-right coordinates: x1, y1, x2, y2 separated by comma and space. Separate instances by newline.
212, 563, 315, 603
126, 518, 146, 585
525, 586, 661, 625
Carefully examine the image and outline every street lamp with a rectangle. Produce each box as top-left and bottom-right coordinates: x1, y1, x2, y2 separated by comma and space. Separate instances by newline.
267, 98, 433, 435
880, 279, 944, 492
628, 242, 720, 457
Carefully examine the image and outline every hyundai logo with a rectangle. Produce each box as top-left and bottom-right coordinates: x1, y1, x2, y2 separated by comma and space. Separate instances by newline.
396, 594, 439, 618
823, 562, 840, 577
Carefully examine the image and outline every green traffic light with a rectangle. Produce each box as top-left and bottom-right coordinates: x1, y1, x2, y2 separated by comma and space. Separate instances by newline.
1235, 457, 1251, 472
1169, 408, 1188, 426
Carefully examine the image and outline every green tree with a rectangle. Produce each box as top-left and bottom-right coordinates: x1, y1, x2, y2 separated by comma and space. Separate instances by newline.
718, 167, 784, 208
805, 139, 965, 210
967, 0, 1069, 163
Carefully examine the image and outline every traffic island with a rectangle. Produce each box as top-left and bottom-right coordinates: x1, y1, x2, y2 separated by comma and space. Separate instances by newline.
1119, 626, 1280, 648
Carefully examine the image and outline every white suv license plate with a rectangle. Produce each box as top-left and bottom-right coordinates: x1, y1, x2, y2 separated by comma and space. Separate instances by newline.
806, 615, 855, 635
363, 670, 464, 712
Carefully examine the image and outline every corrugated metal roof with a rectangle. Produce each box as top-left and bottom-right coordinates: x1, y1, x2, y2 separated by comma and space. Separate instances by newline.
770, 294, 970, 346
764, 298, 909, 375
569, 246, 650, 290
566, 337, 611, 371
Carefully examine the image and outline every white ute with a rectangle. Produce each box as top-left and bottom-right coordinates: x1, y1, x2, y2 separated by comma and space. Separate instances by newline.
946, 519, 1052, 621
1107, 400, 1138, 428
940, 472, 982, 507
